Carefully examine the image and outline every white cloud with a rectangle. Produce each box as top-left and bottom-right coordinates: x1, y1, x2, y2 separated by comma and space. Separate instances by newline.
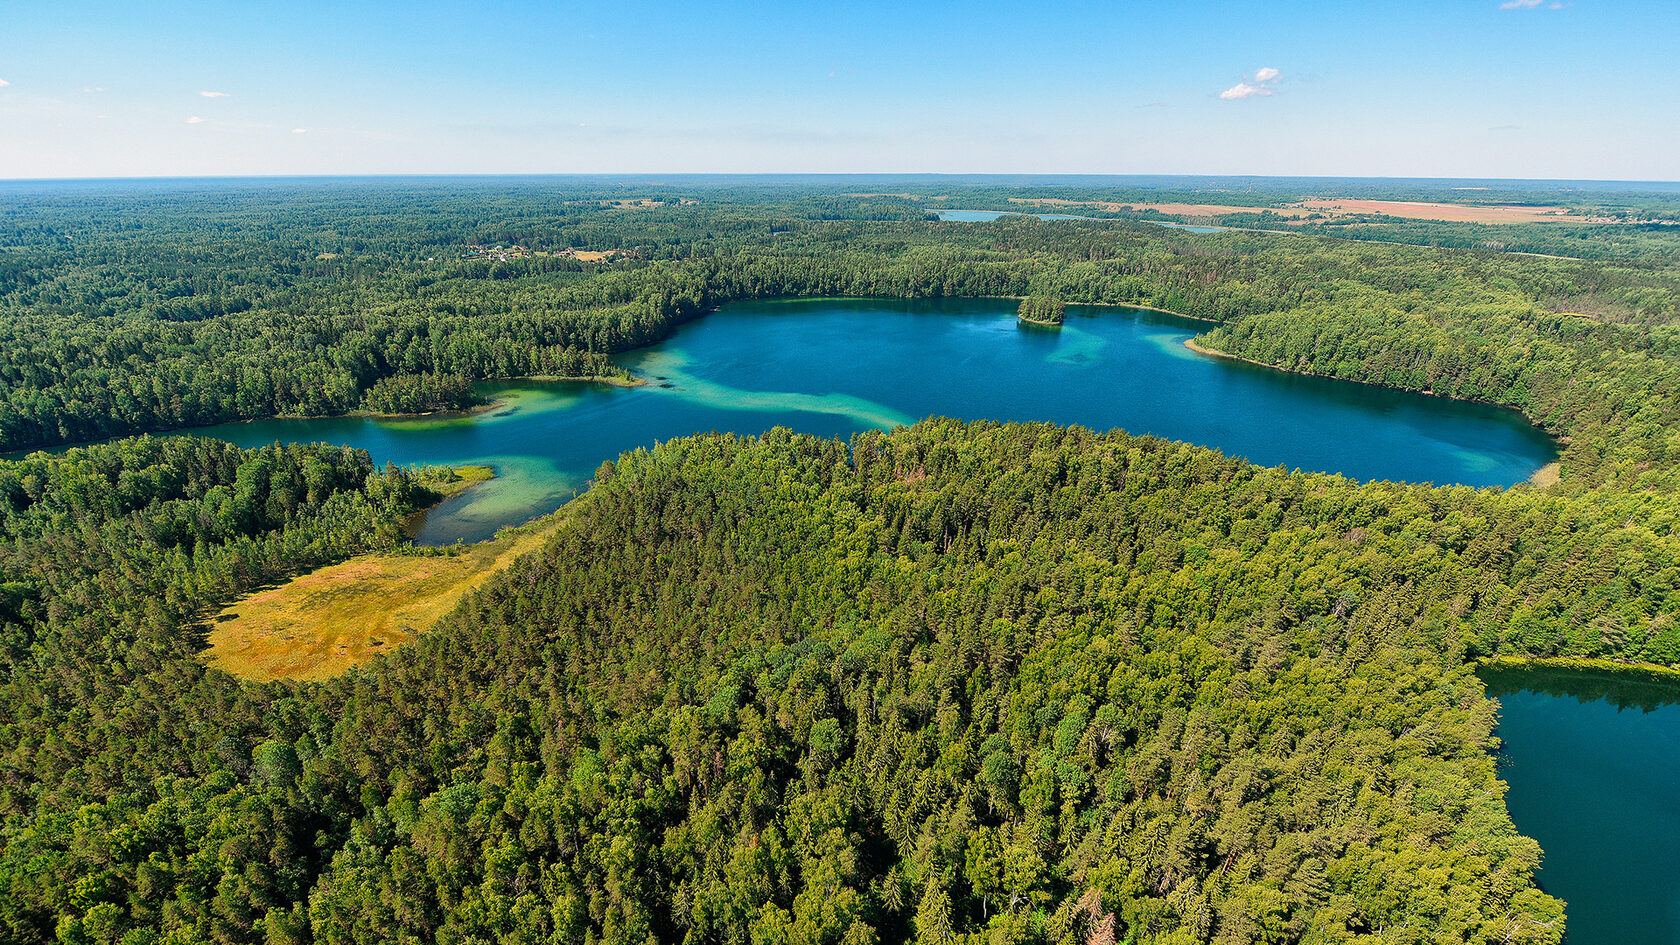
0, 78, 10, 88
186, 116, 204, 124
83, 86, 106, 93
199, 90, 230, 98
1219, 82, 1273, 101
291, 128, 307, 134
1220, 67, 1282, 101
1499, 0, 1542, 7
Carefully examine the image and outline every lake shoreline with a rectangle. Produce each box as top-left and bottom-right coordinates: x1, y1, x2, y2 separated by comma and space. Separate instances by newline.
487, 373, 646, 389
0, 300, 1229, 459
267, 373, 648, 423
1183, 336, 1561, 480
6, 301, 1551, 504
403, 465, 497, 538
427, 464, 496, 498
1479, 652, 1680, 944
309, 402, 500, 422
754, 294, 1223, 324
323, 374, 649, 420
1476, 654, 1680, 681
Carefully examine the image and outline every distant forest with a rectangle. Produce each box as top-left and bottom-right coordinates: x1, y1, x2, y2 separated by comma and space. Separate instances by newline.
3, 179, 1680, 945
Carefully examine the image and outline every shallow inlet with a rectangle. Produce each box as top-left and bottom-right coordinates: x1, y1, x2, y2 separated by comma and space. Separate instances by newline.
1479, 664, 1680, 945
192, 297, 1555, 545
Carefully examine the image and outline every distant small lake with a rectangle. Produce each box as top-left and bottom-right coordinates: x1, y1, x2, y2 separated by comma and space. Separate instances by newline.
932, 209, 1226, 232
934, 209, 1092, 222
186, 298, 1554, 543
1480, 664, 1680, 945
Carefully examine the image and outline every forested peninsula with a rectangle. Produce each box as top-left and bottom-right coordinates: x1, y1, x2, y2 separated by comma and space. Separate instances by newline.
4, 180, 1680, 945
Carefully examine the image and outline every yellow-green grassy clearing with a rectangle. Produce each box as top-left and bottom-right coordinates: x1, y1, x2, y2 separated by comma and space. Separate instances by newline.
1526, 462, 1562, 489
206, 501, 563, 683
426, 464, 495, 494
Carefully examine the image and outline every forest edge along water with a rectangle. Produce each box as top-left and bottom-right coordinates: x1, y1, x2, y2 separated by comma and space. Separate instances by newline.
179, 296, 1558, 548
1181, 331, 1568, 486
197, 296, 1557, 681
1479, 660, 1680, 945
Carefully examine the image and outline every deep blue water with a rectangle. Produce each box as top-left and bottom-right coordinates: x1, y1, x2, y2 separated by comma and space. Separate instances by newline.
193, 297, 1554, 544
1481, 665, 1680, 945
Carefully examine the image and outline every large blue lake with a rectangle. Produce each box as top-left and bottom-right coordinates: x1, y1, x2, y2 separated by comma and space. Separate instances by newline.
193, 297, 1555, 544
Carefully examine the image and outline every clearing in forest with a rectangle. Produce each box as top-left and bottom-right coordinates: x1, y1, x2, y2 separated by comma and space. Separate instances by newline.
205, 501, 563, 682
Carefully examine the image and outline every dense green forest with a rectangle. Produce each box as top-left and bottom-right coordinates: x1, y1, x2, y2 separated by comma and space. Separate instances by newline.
357, 373, 486, 416
3, 179, 1678, 469
3, 179, 1680, 944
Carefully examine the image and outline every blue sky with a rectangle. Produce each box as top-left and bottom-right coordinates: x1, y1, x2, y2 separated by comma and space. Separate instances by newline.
0, 0, 1673, 180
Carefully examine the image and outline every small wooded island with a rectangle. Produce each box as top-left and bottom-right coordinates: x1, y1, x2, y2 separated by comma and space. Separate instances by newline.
1017, 295, 1067, 325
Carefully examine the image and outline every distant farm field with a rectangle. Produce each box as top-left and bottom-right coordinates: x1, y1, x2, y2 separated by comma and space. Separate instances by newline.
1001, 194, 1583, 225
1295, 198, 1573, 223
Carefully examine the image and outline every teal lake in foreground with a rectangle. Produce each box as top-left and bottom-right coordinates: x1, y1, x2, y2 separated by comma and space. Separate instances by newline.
189, 297, 1555, 544
1480, 664, 1680, 945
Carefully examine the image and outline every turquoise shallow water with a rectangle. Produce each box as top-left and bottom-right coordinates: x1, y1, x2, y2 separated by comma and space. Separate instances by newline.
1480, 665, 1680, 945
191, 297, 1554, 544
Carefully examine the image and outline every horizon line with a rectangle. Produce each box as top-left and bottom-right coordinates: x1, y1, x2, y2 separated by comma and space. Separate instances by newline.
2, 171, 1679, 187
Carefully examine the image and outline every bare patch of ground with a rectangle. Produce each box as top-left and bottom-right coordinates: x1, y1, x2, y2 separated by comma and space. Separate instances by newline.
206, 509, 565, 682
